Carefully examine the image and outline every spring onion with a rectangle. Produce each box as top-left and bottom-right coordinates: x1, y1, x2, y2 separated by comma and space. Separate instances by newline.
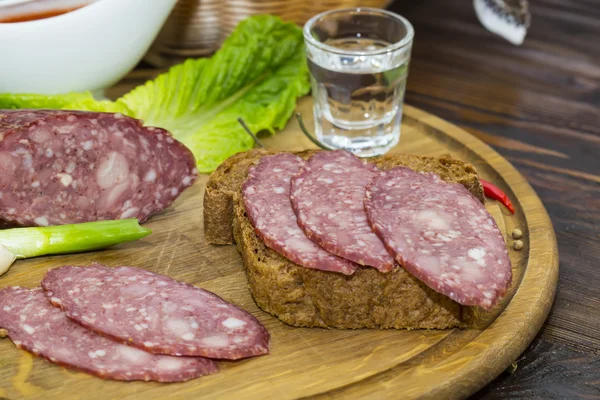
0, 245, 17, 276
0, 219, 151, 276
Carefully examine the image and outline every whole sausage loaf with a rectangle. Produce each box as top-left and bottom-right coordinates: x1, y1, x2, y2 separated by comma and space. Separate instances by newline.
0, 110, 197, 226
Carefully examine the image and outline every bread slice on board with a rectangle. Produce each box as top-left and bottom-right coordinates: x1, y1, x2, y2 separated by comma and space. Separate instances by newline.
204, 149, 485, 329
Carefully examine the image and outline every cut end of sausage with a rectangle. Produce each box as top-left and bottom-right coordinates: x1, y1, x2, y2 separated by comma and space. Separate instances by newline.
0, 110, 197, 227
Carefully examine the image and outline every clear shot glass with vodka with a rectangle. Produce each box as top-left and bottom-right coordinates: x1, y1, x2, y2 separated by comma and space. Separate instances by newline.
304, 8, 414, 157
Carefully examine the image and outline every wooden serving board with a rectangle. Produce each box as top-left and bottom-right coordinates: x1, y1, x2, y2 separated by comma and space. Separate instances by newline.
0, 98, 558, 400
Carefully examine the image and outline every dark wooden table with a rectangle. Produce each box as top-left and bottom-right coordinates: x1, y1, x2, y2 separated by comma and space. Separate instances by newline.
387, 0, 600, 398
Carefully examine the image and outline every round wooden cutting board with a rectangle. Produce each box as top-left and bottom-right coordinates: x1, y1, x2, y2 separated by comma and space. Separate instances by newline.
0, 98, 558, 400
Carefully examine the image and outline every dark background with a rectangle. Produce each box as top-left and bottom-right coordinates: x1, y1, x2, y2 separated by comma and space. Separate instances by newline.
388, 0, 600, 398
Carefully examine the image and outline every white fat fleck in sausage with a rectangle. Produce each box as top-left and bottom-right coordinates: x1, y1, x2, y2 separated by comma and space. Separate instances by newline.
96, 152, 130, 189
117, 345, 151, 363
468, 247, 487, 261
156, 357, 185, 371
120, 208, 140, 219
97, 181, 130, 210
55, 173, 73, 187
56, 124, 75, 134
22, 153, 33, 170
222, 317, 247, 329
143, 170, 157, 183
166, 318, 193, 337
33, 216, 49, 226
181, 333, 195, 341
201, 336, 229, 348
65, 161, 76, 174
30, 127, 51, 143
87, 349, 106, 358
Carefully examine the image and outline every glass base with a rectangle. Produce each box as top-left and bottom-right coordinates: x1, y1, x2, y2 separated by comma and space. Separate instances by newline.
318, 132, 400, 158
314, 111, 402, 158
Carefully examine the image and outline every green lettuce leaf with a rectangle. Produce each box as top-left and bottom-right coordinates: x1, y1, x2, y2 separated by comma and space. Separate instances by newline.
118, 15, 309, 172
0, 15, 309, 173
0, 92, 129, 113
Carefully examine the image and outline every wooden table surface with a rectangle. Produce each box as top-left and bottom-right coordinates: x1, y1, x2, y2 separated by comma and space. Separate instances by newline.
385, 0, 600, 398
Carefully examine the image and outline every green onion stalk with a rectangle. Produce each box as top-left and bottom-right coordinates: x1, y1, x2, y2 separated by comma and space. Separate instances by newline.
0, 219, 151, 275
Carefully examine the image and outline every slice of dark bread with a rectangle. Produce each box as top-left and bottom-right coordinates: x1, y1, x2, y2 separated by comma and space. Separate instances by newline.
204, 149, 484, 245
205, 149, 484, 329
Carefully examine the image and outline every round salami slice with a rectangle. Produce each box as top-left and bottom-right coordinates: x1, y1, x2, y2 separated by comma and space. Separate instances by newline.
242, 153, 357, 275
0, 110, 197, 227
364, 168, 511, 310
290, 150, 394, 272
0, 287, 217, 382
41, 264, 270, 359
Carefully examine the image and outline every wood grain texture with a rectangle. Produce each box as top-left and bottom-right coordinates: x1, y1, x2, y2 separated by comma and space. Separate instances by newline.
471, 336, 600, 400
385, 0, 600, 397
0, 96, 557, 399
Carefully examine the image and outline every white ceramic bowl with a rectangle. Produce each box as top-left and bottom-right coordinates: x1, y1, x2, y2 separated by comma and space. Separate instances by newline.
0, 0, 177, 94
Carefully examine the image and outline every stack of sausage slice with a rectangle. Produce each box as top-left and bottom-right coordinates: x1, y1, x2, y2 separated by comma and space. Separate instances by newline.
242, 150, 512, 310
0, 264, 270, 382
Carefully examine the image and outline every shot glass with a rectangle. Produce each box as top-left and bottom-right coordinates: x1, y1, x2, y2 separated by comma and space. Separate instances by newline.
303, 8, 414, 157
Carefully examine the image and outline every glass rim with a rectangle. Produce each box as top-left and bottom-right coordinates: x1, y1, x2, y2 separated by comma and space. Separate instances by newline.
303, 7, 414, 56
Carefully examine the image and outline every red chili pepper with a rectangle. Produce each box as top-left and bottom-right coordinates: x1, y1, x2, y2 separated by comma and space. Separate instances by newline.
480, 179, 515, 214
